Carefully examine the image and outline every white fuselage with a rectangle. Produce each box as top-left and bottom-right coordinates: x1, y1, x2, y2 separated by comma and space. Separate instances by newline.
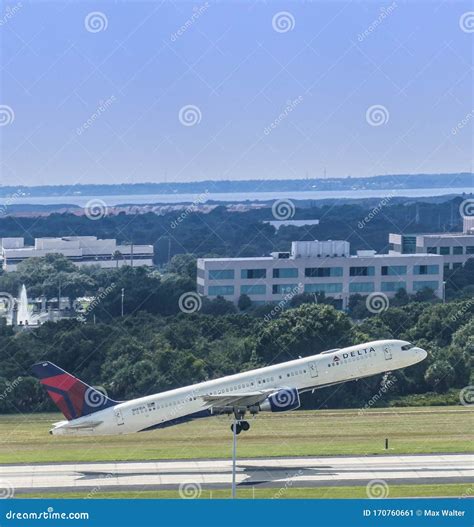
50, 339, 427, 436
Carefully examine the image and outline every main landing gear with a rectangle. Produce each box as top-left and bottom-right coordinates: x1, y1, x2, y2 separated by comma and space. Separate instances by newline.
230, 420, 250, 434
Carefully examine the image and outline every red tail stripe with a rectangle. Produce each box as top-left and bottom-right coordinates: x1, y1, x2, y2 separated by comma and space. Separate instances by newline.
41, 373, 77, 391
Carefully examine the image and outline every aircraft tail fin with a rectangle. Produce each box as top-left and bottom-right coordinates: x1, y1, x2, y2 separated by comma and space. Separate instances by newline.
31, 361, 118, 420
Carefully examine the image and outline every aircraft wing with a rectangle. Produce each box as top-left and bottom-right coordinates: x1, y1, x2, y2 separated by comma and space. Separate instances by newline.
200, 390, 274, 408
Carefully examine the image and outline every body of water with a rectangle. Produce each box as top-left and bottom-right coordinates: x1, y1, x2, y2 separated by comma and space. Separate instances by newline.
1, 187, 472, 207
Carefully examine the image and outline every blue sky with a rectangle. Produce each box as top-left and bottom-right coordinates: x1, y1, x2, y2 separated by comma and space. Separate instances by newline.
0, 0, 472, 186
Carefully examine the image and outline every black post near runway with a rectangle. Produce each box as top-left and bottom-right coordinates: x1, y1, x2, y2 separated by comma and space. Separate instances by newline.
385, 438, 389, 450
231, 419, 237, 499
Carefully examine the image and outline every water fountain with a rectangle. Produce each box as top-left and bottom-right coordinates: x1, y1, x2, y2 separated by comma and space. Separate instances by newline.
17, 284, 32, 325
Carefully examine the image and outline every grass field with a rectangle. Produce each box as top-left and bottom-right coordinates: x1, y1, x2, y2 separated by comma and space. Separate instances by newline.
23, 484, 472, 499
1, 406, 472, 464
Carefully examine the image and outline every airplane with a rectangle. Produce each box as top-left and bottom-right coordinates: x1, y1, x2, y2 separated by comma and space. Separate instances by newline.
32, 339, 427, 437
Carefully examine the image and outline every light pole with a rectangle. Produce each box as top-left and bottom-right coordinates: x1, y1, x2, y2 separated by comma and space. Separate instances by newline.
231, 418, 237, 499
121, 288, 124, 317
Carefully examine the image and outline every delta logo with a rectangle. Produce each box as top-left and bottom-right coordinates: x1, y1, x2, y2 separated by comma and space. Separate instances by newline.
333, 356, 340, 362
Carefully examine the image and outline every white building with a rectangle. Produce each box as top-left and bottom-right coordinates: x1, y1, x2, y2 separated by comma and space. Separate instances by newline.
0, 236, 154, 271
388, 218, 474, 271
197, 240, 444, 310
263, 219, 320, 231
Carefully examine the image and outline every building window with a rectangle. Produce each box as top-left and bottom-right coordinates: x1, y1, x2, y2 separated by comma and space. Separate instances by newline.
208, 269, 234, 280
401, 236, 416, 254
241, 269, 266, 279
349, 282, 374, 293
439, 247, 450, 255
414, 265, 439, 275
427, 247, 437, 254
381, 265, 407, 276
413, 281, 438, 292
466, 246, 474, 254
305, 267, 343, 277
453, 246, 463, 255
208, 285, 234, 296
273, 268, 298, 278
272, 284, 298, 295
349, 266, 375, 276
304, 283, 342, 294
453, 262, 462, 269
240, 284, 266, 295
381, 281, 406, 292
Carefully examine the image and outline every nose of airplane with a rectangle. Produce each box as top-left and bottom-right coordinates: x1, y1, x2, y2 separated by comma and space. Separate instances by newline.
412, 347, 428, 361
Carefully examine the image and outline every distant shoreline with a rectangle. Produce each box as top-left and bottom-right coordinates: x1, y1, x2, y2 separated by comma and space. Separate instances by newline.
0, 173, 471, 199
0, 187, 472, 211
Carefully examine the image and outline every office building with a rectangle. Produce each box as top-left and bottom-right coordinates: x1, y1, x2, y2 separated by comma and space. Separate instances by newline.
197, 240, 444, 309
0, 236, 154, 271
388, 217, 474, 270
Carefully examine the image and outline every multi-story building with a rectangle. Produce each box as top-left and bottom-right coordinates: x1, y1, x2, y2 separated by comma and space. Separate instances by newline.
0, 236, 154, 271
197, 240, 444, 309
388, 217, 474, 271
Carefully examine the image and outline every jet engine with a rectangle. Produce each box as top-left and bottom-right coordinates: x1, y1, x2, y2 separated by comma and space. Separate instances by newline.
260, 388, 300, 412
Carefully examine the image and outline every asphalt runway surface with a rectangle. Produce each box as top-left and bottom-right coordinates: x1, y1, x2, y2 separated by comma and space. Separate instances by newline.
3, 454, 472, 495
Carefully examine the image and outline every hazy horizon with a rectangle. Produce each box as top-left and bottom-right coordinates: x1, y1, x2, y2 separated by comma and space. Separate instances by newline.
1, 1, 473, 186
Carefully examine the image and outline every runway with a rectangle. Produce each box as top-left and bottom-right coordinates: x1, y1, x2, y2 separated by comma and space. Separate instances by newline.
3, 453, 473, 495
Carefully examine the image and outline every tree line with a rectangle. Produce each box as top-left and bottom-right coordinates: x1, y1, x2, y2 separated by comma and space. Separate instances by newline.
0, 294, 471, 414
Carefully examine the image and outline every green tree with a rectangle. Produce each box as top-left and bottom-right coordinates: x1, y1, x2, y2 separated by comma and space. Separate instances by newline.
237, 294, 252, 311
424, 360, 455, 393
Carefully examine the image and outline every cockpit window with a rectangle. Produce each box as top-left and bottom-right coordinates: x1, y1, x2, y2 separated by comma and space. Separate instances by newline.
401, 344, 413, 351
